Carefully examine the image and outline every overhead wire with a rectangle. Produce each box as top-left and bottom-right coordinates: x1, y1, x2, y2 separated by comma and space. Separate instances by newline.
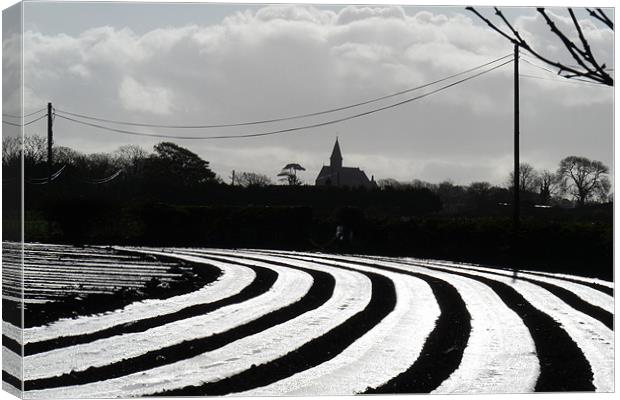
2, 108, 47, 119
26, 165, 67, 184
2, 114, 48, 127
55, 58, 513, 140
54, 53, 513, 129
519, 73, 607, 88
75, 169, 124, 184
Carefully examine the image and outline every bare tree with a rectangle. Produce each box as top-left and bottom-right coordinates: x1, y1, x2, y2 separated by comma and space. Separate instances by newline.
235, 171, 273, 187
2, 136, 21, 167
466, 7, 613, 86
277, 163, 305, 186
23, 135, 47, 166
411, 178, 436, 190
53, 146, 84, 167
557, 156, 610, 206
507, 162, 540, 193
377, 178, 404, 189
114, 145, 148, 175
538, 169, 559, 204
467, 181, 492, 208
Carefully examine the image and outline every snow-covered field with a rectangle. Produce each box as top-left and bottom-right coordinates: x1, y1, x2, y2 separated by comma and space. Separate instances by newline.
2, 244, 614, 397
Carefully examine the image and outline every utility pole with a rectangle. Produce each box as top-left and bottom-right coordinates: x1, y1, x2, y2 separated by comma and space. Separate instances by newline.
47, 102, 54, 239
47, 102, 53, 184
231, 170, 236, 186
513, 45, 520, 230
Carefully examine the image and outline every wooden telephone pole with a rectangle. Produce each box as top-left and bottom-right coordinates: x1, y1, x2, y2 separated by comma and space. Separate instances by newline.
47, 102, 53, 184
513, 45, 520, 230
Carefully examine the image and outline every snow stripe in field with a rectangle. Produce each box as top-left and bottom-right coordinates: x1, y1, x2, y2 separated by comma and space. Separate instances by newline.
2, 346, 22, 379
13, 269, 181, 279
2, 321, 22, 345
25, 254, 368, 398
2, 371, 22, 394
520, 268, 613, 290
9, 260, 174, 271
23, 257, 301, 383
412, 258, 614, 314
23, 252, 254, 355
237, 251, 439, 395
362, 254, 614, 295
400, 260, 612, 392
250, 251, 470, 393
403, 259, 614, 330
155, 252, 390, 397
276, 252, 538, 394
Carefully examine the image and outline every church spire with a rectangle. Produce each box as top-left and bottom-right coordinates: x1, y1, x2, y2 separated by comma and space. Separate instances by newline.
330, 138, 343, 169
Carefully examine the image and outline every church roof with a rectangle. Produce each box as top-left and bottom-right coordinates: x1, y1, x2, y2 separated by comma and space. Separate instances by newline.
316, 165, 376, 188
330, 138, 342, 161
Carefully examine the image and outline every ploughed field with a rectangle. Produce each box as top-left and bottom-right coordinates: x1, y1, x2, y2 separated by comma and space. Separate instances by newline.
1, 243, 614, 398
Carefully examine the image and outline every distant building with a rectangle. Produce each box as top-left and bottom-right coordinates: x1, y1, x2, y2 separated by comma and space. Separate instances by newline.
315, 139, 377, 188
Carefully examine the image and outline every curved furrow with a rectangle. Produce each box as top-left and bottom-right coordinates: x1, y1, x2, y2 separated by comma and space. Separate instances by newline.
151, 252, 393, 397
519, 268, 613, 294
391, 258, 610, 392
225, 251, 439, 396
23, 255, 303, 386
242, 251, 471, 393
25, 254, 366, 398
283, 251, 600, 392
2, 371, 22, 394
410, 258, 613, 316
2, 346, 22, 380
397, 258, 614, 331
268, 252, 538, 394
24, 252, 337, 395
1, 335, 21, 355
2, 321, 22, 352
382, 255, 613, 294
22, 252, 257, 355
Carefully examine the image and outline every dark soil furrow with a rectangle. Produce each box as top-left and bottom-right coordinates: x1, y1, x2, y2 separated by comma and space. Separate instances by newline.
24, 258, 273, 356
2, 335, 21, 354
24, 256, 334, 391
249, 252, 471, 394
517, 270, 613, 297
284, 253, 596, 391
392, 258, 613, 330
374, 255, 614, 298
376, 257, 596, 391
155, 253, 396, 396
2, 371, 22, 391
372, 255, 614, 297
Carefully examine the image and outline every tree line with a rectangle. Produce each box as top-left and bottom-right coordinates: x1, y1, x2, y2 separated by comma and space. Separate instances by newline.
378, 158, 611, 211
2, 135, 611, 211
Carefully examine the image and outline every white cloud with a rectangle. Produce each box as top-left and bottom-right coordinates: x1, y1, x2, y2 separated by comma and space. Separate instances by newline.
14, 4, 613, 185
118, 76, 173, 115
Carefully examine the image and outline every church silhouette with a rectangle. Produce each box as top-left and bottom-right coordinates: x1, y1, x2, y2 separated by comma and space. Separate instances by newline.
315, 138, 377, 188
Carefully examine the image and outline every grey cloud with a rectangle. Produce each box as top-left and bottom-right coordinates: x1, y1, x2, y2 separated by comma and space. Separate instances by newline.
336, 5, 407, 25
13, 4, 613, 186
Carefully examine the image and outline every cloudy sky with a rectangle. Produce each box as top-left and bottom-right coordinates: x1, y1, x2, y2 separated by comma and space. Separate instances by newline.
3, 1, 614, 186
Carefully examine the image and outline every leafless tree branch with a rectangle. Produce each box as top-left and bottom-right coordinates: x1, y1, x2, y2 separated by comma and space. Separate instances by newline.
467, 6, 613, 86
586, 8, 614, 30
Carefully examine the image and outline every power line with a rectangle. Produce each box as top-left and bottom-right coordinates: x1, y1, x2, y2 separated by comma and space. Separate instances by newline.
26, 165, 66, 184
2, 108, 47, 119
56, 59, 513, 141
54, 54, 513, 129
2, 114, 48, 127
75, 169, 124, 184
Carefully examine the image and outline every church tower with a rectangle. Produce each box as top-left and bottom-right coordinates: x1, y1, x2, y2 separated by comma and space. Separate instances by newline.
330, 138, 343, 170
